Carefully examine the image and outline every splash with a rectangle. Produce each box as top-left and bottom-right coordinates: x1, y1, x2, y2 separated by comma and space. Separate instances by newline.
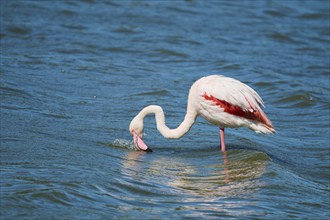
111, 138, 136, 151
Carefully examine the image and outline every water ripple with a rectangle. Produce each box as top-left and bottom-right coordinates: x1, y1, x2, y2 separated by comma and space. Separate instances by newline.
1, 0, 329, 219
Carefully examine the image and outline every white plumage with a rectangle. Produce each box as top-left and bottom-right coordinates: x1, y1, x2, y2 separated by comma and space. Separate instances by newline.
130, 75, 275, 152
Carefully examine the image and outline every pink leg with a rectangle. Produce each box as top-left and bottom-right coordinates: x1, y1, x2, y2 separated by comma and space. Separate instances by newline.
219, 128, 226, 152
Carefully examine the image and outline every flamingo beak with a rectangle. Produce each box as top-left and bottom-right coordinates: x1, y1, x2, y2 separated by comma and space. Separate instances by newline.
132, 132, 152, 152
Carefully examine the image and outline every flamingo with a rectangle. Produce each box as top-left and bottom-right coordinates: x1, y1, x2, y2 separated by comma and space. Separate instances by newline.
129, 75, 275, 152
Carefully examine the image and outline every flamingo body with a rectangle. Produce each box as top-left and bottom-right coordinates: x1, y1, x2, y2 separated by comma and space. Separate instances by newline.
191, 75, 274, 133
129, 75, 275, 152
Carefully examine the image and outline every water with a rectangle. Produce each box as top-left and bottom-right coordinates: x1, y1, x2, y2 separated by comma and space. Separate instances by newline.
1, 0, 329, 219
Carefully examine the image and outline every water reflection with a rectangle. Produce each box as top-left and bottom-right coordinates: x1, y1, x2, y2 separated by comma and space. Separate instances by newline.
121, 149, 269, 199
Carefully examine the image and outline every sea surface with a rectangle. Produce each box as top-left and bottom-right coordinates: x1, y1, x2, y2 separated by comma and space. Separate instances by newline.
1, 0, 329, 219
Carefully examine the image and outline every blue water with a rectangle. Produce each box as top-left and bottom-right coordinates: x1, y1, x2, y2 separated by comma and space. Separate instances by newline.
1, 0, 329, 219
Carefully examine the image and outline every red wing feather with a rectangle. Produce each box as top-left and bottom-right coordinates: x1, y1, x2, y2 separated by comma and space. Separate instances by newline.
202, 93, 273, 128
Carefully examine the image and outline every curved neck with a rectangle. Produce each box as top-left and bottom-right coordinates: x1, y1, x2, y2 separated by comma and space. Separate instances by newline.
137, 105, 197, 139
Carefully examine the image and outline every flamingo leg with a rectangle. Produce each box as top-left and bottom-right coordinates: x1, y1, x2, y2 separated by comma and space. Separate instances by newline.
219, 128, 226, 152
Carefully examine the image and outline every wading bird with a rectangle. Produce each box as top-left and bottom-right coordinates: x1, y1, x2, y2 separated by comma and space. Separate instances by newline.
129, 75, 275, 152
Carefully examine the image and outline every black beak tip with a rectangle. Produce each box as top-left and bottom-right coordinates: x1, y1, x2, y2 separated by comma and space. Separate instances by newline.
144, 148, 153, 153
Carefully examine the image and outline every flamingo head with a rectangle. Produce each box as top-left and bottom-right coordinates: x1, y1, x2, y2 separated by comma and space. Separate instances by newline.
129, 116, 152, 152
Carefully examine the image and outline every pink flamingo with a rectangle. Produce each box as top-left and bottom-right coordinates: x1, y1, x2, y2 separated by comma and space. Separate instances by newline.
129, 75, 275, 152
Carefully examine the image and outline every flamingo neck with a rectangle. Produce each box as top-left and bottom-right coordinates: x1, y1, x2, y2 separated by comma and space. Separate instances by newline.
137, 105, 197, 139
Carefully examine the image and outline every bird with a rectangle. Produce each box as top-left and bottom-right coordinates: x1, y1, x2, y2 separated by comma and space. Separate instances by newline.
129, 75, 275, 152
